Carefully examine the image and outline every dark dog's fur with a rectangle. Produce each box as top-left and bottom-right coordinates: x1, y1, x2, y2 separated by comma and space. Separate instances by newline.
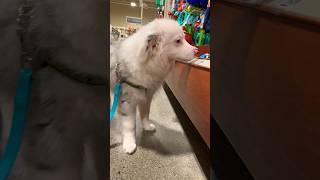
0, 0, 108, 179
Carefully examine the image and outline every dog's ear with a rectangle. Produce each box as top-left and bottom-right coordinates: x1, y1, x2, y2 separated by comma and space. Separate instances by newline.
146, 34, 161, 52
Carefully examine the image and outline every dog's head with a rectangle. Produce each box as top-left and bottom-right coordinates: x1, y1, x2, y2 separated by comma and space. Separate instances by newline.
139, 19, 198, 62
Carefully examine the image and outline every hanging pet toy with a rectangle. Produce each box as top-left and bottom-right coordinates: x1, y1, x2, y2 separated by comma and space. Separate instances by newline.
193, 10, 206, 46
177, 10, 188, 26
168, 0, 176, 17
156, 0, 166, 18
178, 0, 184, 12
203, 0, 210, 32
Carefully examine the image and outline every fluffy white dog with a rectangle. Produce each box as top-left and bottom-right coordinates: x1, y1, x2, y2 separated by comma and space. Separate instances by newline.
110, 18, 198, 154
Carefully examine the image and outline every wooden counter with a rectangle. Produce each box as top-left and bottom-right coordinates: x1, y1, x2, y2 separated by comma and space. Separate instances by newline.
165, 61, 210, 147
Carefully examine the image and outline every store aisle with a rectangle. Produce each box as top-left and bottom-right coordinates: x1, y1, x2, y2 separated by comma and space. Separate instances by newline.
110, 86, 206, 180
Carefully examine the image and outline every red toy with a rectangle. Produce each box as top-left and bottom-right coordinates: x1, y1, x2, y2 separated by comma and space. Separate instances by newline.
178, 0, 184, 12
193, 21, 200, 31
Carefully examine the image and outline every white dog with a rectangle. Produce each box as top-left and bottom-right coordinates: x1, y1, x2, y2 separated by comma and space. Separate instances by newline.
110, 18, 198, 154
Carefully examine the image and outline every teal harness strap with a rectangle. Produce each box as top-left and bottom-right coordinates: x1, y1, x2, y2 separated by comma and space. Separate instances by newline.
110, 82, 121, 121
0, 69, 32, 180
109, 80, 147, 122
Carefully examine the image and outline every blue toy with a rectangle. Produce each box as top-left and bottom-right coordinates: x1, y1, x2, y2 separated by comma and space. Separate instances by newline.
200, 0, 208, 7
203, 5, 210, 32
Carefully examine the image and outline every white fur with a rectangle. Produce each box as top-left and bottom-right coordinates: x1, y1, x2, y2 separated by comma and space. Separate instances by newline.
110, 18, 197, 154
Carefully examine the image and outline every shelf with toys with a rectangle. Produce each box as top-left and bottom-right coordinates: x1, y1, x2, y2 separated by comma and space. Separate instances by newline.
167, 0, 211, 49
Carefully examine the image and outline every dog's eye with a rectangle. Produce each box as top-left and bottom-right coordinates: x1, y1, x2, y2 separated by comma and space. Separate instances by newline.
176, 39, 181, 44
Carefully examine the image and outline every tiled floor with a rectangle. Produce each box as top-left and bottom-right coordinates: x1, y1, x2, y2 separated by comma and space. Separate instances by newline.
110, 87, 206, 180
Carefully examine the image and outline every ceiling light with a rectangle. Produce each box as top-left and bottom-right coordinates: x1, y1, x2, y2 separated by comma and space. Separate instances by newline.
130, 2, 137, 7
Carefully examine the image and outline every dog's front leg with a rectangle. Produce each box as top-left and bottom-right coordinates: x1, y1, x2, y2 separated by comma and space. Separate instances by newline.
139, 95, 156, 131
118, 93, 137, 154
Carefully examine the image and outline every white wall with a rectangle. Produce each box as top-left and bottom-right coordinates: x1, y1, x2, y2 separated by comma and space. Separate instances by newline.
110, 3, 157, 27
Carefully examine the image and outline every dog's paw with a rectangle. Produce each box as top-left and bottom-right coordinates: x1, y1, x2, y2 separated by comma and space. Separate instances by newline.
123, 142, 137, 154
122, 137, 137, 154
143, 121, 156, 132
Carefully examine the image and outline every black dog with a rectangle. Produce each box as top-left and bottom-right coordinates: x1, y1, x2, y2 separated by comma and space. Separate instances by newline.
0, 0, 108, 179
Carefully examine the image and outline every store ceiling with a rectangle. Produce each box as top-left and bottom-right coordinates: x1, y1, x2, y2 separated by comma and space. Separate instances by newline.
111, 0, 157, 9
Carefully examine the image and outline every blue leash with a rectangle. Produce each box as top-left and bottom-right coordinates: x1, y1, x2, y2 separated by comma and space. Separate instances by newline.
110, 82, 121, 121
0, 69, 32, 180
